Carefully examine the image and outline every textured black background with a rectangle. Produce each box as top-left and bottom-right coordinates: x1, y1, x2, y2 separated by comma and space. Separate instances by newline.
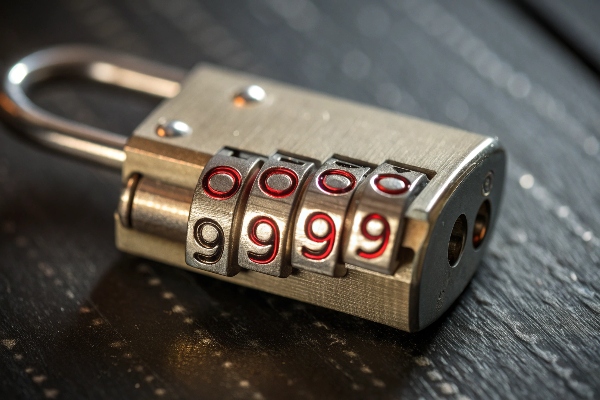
1, 0, 599, 399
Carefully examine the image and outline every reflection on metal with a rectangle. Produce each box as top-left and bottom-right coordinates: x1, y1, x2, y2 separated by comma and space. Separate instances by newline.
233, 85, 266, 107
0, 45, 185, 168
156, 119, 193, 138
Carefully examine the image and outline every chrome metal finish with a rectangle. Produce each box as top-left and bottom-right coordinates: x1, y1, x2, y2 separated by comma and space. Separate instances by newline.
0, 45, 185, 168
156, 119, 193, 138
291, 158, 370, 277
238, 153, 315, 277
185, 149, 263, 276
343, 163, 428, 275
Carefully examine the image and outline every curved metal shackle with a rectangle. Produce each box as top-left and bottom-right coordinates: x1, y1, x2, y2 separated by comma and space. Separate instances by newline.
0, 45, 187, 169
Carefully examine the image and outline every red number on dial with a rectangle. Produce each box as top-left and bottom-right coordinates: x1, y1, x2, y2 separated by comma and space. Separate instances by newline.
247, 216, 280, 264
317, 169, 356, 195
357, 213, 390, 259
258, 167, 299, 198
202, 166, 242, 200
301, 212, 336, 260
373, 174, 410, 195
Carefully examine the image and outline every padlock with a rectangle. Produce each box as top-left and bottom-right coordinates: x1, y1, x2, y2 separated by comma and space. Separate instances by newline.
0, 46, 505, 332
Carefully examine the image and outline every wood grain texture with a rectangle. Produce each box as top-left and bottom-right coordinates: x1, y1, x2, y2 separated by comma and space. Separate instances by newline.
0, 0, 598, 399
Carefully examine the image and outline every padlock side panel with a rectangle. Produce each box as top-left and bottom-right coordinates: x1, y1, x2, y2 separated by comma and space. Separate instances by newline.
414, 147, 506, 331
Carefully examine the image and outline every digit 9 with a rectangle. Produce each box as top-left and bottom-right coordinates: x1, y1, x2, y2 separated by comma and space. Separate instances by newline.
193, 218, 224, 264
357, 213, 390, 259
302, 212, 336, 260
247, 217, 279, 264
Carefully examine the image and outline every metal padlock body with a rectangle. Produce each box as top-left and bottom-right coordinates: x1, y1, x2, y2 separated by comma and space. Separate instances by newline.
116, 65, 506, 332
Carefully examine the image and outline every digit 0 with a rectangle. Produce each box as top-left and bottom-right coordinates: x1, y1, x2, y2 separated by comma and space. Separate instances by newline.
357, 213, 390, 259
202, 166, 242, 200
193, 218, 224, 264
258, 167, 298, 198
247, 216, 279, 264
373, 173, 410, 195
317, 169, 356, 194
301, 212, 336, 260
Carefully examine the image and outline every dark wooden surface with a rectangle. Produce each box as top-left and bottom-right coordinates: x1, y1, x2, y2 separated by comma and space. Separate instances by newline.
1, 0, 599, 399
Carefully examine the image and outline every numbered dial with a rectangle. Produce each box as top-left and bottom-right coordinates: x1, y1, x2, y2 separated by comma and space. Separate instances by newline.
185, 149, 263, 276
238, 154, 315, 277
292, 158, 370, 276
343, 163, 428, 274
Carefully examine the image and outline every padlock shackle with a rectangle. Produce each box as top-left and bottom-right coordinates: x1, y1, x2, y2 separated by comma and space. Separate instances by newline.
0, 45, 186, 169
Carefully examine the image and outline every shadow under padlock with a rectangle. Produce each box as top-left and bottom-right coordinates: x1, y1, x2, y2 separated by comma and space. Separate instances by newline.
70, 254, 430, 398
1, 45, 506, 332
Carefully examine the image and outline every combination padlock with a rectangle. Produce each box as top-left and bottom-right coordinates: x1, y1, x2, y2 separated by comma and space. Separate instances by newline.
0, 46, 505, 332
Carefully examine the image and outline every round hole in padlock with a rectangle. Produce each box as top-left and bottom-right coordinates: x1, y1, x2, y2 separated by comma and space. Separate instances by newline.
447, 214, 467, 267
473, 200, 491, 249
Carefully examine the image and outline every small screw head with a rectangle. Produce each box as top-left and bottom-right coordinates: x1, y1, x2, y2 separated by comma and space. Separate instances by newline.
482, 171, 493, 196
156, 119, 192, 137
233, 85, 266, 107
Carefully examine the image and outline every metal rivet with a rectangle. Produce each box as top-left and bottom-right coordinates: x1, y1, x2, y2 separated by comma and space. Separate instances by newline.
233, 85, 266, 107
156, 119, 192, 137
482, 171, 493, 196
